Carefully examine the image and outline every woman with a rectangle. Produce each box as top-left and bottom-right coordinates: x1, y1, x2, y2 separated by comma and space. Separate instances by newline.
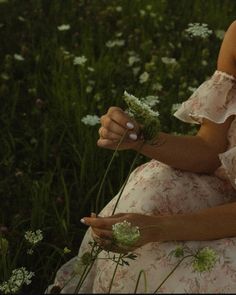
47, 21, 236, 293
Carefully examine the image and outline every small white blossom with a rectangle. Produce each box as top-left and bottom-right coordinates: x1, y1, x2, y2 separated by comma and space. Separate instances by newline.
0, 267, 34, 294
141, 95, 159, 107
81, 115, 100, 126
188, 86, 197, 93
161, 57, 177, 65
57, 24, 70, 31
115, 6, 123, 12
132, 66, 140, 76
24, 229, 43, 245
185, 23, 212, 39
87, 66, 95, 72
139, 71, 149, 84
13, 54, 24, 61
73, 55, 87, 66
171, 103, 182, 113
106, 39, 125, 48
152, 82, 163, 91
128, 55, 140, 66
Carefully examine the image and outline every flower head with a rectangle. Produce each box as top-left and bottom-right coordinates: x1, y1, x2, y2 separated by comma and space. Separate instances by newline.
81, 114, 100, 126
123, 91, 160, 141
0, 267, 34, 294
192, 247, 218, 272
13, 54, 24, 61
112, 220, 140, 247
24, 229, 43, 245
185, 23, 212, 39
57, 24, 70, 31
73, 55, 87, 66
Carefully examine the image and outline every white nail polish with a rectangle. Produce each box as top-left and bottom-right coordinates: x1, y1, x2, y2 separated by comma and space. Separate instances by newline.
129, 133, 137, 140
80, 218, 85, 224
126, 122, 134, 129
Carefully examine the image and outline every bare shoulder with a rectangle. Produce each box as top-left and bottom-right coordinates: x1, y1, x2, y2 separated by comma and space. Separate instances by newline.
217, 20, 236, 77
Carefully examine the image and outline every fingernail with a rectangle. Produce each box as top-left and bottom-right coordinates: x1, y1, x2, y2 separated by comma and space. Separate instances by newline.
129, 133, 137, 140
126, 122, 134, 129
80, 218, 86, 224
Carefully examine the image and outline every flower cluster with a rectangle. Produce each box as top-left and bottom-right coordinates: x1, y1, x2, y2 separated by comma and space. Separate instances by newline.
112, 220, 140, 247
0, 267, 34, 294
24, 229, 43, 245
123, 91, 161, 141
192, 247, 218, 272
73, 55, 87, 66
81, 114, 100, 126
185, 23, 212, 39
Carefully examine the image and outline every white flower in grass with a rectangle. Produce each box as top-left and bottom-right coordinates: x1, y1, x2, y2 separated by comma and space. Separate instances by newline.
185, 23, 212, 39
188, 86, 197, 93
13, 54, 24, 61
132, 67, 140, 76
139, 71, 149, 84
192, 247, 218, 272
0, 267, 34, 294
171, 103, 182, 113
73, 55, 87, 66
106, 39, 125, 48
112, 220, 140, 247
81, 115, 100, 126
24, 229, 43, 245
141, 95, 159, 107
128, 55, 140, 67
57, 24, 70, 31
115, 6, 123, 12
161, 57, 177, 65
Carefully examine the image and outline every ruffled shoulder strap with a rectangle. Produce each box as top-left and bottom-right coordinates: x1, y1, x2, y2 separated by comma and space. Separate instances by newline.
174, 70, 236, 124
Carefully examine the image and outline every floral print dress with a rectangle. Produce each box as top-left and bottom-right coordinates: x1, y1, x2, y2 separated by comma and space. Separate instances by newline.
46, 70, 236, 293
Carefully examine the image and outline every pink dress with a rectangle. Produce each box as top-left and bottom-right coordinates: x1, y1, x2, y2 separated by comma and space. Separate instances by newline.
46, 70, 236, 293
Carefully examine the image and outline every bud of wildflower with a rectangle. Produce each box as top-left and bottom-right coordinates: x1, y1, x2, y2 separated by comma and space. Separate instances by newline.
112, 220, 140, 247
123, 91, 161, 142
173, 245, 184, 258
192, 247, 218, 272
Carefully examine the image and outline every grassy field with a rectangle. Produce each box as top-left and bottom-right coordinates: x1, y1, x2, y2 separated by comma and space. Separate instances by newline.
0, 0, 236, 293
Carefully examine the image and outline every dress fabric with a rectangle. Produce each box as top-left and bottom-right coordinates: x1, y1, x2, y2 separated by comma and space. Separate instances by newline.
46, 70, 236, 293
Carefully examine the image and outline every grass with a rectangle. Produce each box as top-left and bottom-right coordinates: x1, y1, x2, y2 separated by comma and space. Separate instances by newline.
0, 0, 236, 293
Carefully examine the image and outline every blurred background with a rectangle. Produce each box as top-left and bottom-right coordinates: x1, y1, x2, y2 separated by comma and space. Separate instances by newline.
0, 0, 235, 293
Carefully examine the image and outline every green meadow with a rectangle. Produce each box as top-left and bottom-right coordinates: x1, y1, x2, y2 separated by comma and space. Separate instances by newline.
0, 0, 235, 293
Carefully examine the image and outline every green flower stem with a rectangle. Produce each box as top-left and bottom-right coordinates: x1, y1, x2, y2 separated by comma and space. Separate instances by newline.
134, 269, 147, 293
153, 255, 193, 294
95, 130, 128, 215
108, 253, 122, 294
112, 141, 145, 215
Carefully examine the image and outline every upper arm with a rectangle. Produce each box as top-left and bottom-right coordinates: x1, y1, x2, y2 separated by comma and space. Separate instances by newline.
196, 116, 235, 155
217, 20, 236, 77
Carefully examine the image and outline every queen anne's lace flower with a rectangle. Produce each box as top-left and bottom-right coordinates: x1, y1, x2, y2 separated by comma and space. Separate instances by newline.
81, 115, 100, 126
24, 229, 43, 245
0, 267, 34, 294
112, 220, 140, 247
57, 24, 70, 31
73, 55, 87, 66
185, 23, 212, 38
192, 247, 218, 272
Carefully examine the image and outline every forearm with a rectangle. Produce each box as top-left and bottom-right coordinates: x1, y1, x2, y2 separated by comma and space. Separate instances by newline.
156, 202, 236, 241
133, 132, 222, 174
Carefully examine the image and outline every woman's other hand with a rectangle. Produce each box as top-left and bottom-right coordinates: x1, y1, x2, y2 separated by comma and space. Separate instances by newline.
97, 107, 142, 150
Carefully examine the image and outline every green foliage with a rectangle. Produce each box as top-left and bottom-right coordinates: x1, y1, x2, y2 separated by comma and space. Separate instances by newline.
0, 0, 235, 293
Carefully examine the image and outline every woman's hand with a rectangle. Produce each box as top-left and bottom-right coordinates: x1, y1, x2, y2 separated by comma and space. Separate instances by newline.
97, 107, 142, 150
81, 213, 163, 253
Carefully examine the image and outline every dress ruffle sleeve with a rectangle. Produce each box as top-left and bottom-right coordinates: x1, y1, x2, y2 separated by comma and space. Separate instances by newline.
173, 70, 236, 189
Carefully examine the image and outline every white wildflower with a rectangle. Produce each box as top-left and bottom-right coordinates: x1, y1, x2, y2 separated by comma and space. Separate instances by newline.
81, 115, 100, 126
13, 54, 24, 61
139, 71, 149, 84
188, 86, 197, 93
115, 6, 122, 12
161, 57, 177, 65
139, 10, 146, 17
128, 55, 140, 67
141, 95, 159, 107
24, 229, 43, 245
86, 85, 93, 93
106, 39, 125, 48
152, 82, 163, 91
0, 267, 34, 294
18, 16, 26, 22
215, 29, 225, 40
132, 67, 140, 76
171, 103, 182, 113
57, 24, 70, 31
112, 220, 140, 247
87, 66, 95, 72
73, 55, 87, 66
27, 249, 34, 255
185, 23, 212, 39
